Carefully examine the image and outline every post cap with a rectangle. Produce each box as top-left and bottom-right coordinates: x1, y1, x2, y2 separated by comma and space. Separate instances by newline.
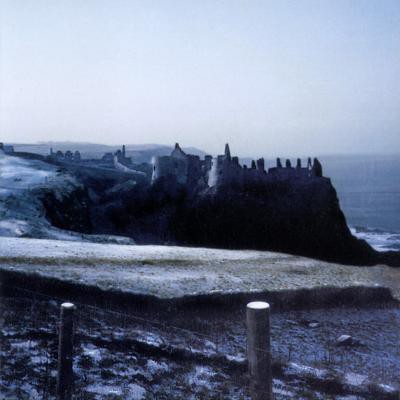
247, 301, 270, 310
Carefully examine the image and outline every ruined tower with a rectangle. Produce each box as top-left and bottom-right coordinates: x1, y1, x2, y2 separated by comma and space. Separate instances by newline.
224, 143, 231, 161
312, 158, 323, 177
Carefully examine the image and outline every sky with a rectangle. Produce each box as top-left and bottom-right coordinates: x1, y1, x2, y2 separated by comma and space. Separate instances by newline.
1, 0, 399, 157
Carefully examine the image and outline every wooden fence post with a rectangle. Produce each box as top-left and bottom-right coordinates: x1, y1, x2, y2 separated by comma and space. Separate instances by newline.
247, 301, 272, 400
57, 302, 76, 400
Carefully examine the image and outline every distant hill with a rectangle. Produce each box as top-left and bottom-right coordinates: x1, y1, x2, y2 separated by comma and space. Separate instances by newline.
10, 142, 208, 163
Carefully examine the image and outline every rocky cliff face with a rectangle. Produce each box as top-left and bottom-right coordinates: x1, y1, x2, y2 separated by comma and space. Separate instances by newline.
170, 178, 381, 265
40, 186, 92, 234
50, 171, 398, 266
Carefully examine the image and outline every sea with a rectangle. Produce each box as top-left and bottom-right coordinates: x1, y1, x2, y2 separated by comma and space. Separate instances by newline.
322, 154, 400, 252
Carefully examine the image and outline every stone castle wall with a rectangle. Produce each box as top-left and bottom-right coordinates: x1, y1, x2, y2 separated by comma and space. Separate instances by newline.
152, 143, 323, 188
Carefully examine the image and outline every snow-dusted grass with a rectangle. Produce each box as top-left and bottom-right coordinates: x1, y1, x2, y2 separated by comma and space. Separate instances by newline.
0, 152, 134, 244
1, 297, 398, 399
1, 237, 399, 300
0, 152, 80, 239
0, 236, 293, 261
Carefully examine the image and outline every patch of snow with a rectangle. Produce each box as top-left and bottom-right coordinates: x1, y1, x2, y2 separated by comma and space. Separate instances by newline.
0, 236, 284, 262
82, 344, 103, 363
0, 153, 76, 239
10, 340, 39, 350
344, 372, 367, 386
187, 365, 216, 387
127, 383, 146, 399
0, 236, 398, 301
377, 383, 398, 393
114, 157, 146, 176
287, 362, 327, 379
273, 379, 295, 397
226, 354, 246, 363
0, 153, 134, 244
344, 372, 368, 386
30, 355, 48, 364
19, 383, 40, 399
136, 331, 164, 347
146, 359, 169, 375
86, 384, 122, 396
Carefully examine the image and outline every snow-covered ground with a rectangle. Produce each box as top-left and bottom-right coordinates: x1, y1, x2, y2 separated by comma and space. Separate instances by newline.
0, 151, 75, 238
1, 237, 399, 301
1, 296, 398, 399
0, 152, 133, 244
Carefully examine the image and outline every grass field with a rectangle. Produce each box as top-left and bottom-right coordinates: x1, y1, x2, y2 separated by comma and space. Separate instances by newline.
0, 237, 399, 301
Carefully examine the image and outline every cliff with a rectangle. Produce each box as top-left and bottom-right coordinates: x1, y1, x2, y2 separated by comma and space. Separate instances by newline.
81, 173, 399, 266
166, 178, 385, 266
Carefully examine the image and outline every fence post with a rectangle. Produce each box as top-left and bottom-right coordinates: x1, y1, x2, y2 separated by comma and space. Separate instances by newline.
57, 302, 76, 400
246, 301, 272, 400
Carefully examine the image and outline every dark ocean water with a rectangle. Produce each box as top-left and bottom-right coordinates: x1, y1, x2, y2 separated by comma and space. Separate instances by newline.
322, 154, 400, 252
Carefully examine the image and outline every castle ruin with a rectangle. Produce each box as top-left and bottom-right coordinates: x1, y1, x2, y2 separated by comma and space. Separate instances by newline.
152, 143, 324, 188
151, 143, 205, 187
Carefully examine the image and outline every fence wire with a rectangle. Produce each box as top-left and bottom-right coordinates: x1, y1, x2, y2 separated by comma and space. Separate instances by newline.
1, 286, 398, 399
1, 287, 254, 400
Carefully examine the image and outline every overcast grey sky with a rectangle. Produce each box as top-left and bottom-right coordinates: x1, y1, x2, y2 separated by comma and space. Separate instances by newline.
1, 0, 399, 157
